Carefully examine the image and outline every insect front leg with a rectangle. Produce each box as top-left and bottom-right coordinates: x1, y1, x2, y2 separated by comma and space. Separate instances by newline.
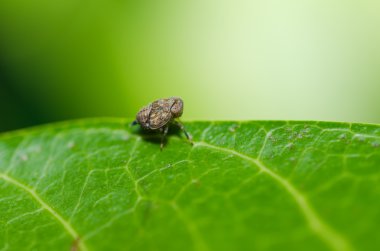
174, 120, 193, 145
160, 126, 169, 150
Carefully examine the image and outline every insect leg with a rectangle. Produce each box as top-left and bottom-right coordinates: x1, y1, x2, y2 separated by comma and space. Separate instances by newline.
161, 126, 169, 150
174, 120, 193, 144
131, 120, 138, 126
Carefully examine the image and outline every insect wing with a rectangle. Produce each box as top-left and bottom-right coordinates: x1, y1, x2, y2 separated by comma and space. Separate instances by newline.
148, 98, 174, 129
136, 104, 152, 129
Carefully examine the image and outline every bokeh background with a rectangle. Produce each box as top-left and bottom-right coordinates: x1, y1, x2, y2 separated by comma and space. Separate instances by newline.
1, 0, 379, 133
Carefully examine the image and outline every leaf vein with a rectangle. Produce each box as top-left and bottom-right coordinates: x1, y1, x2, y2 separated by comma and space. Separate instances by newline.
194, 141, 355, 251
0, 173, 89, 251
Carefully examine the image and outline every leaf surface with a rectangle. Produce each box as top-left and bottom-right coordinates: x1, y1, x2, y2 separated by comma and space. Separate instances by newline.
0, 119, 379, 251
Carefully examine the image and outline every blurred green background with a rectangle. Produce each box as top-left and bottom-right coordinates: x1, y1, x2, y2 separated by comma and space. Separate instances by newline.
0, 0, 379, 133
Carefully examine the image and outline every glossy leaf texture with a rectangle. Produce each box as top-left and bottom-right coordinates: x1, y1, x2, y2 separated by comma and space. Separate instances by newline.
0, 119, 379, 251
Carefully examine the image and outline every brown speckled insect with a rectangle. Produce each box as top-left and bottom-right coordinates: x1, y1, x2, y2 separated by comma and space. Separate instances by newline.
132, 97, 193, 150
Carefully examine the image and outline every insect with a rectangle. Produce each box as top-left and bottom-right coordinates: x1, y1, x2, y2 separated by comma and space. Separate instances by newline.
132, 97, 193, 150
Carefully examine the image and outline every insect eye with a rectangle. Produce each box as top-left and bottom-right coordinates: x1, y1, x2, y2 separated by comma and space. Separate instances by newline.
171, 100, 183, 117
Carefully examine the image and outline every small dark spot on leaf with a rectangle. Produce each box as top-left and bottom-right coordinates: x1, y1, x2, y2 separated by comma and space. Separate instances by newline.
229, 124, 240, 133
338, 134, 347, 140
192, 179, 202, 188
372, 142, 380, 148
70, 237, 80, 251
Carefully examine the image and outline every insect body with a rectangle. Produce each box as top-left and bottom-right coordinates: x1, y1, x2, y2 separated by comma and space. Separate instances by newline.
132, 97, 193, 150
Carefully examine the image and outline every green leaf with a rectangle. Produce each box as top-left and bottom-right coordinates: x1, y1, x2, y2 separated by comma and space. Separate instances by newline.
0, 119, 379, 251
